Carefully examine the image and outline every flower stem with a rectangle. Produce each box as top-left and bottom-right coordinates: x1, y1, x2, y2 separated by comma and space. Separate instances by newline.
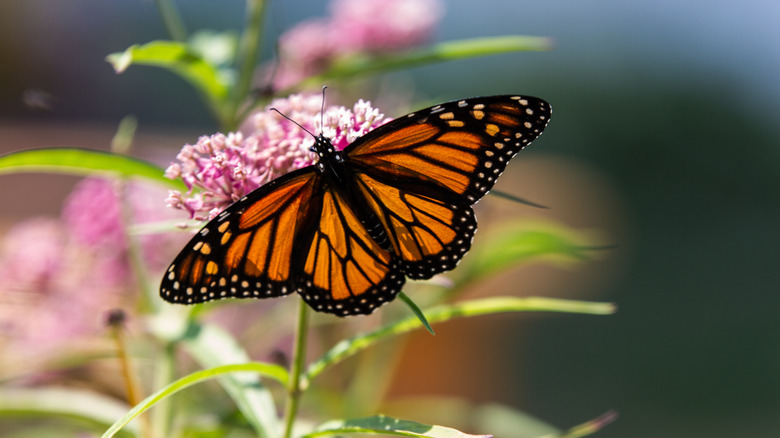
151, 342, 176, 438
107, 310, 153, 438
154, 0, 188, 42
230, 0, 268, 130
283, 300, 310, 438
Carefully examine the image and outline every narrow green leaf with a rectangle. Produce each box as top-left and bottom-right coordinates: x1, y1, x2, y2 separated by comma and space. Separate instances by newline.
0, 148, 185, 190
0, 387, 139, 438
398, 292, 435, 335
304, 415, 490, 438
559, 411, 618, 438
305, 297, 615, 384
107, 40, 230, 122
473, 403, 559, 438
382, 398, 560, 438
178, 318, 282, 438
291, 35, 552, 92
455, 222, 600, 287
101, 362, 288, 438
110, 115, 138, 154
488, 189, 548, 209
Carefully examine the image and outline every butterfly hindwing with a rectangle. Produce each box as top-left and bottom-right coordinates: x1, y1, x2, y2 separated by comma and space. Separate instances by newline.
160, 169, 322, 304
353, 170, 476, 279
298, 185, 405, 315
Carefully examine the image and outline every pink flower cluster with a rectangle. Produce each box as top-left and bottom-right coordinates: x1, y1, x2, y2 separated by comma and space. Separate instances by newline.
273, 0, 443, 89
165, 94, 390, 220
0, 178, 183, 361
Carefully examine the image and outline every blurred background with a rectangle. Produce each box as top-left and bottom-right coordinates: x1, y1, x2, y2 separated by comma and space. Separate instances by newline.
1, 1, 779, 437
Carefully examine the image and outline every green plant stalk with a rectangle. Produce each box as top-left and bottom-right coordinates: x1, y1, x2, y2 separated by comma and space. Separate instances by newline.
285, 35, 552, 95
117, 178, 159, 314
304, 297, 615, 385
109, 319, 151, 438
150, 342, 176, 438
154, 0, 188, 42
230, 0, 268, 130
283, 300, 310, 438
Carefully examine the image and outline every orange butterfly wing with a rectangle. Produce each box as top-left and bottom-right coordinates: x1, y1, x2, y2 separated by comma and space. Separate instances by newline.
160, 168, 405, 315
345, 95, 551, 279
160, 169, 322, 303
298, 186, 404, 315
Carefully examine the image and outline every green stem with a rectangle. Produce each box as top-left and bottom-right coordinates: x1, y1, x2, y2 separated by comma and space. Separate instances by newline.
154, 0, 188, 42
108, 312, 152, 438
283, 300, 310, 438
150, 342, 176, 438
230, 0, 268, 130
117, 178, 158, 314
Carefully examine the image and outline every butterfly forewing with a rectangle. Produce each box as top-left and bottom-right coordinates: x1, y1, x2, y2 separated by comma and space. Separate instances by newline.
346, 95, 551, 204
160, 169, 322, 304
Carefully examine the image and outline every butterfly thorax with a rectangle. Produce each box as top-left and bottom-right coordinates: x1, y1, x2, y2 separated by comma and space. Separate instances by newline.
312, 134, 346, 178
312, 134, 392, 251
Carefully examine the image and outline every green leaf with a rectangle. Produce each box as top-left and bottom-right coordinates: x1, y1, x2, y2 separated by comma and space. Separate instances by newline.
148, 313, 283, 438
455, 222, 602, 287
488, 189, 548, 209
305, 297, 615, 384
189, 30, 239, 67
100, 362, 288, 438
381, 398, 560, 438
398, 292, 435, 335
0, 387, 139, 438
106, 40, 230, 123
473, 403, 560, 438
304, 415, 490, 438
0, 148, 185, 190
290, 35, 552, 92
559, 411, 618, 438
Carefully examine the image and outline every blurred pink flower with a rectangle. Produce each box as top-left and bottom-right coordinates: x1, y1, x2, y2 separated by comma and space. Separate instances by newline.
0, 219, 121, 360
62, 177, 126, 248
274, 0, 443, 90
331, 0, 443, 52
166, 93, 390, 220
62, 177, 188, 272
0, 178, 187, 361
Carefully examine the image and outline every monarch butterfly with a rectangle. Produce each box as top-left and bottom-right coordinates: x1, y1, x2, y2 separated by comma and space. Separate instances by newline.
160, 95, 551, 316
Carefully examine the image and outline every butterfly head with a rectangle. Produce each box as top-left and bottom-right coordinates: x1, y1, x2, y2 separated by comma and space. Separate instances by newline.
312, 134, 345, 174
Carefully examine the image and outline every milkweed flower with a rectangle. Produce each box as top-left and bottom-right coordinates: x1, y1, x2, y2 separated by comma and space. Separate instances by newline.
330, 0, 444, 52
62, 177, 187, 272
0, 219, 121, 361
0, 178, 186, 362
273, 0, 443, 90
165, 93, 391, 220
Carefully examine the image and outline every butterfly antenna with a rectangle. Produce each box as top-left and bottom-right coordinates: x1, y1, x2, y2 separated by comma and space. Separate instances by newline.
320, 86, 327, 133
269, 107, 317, 139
